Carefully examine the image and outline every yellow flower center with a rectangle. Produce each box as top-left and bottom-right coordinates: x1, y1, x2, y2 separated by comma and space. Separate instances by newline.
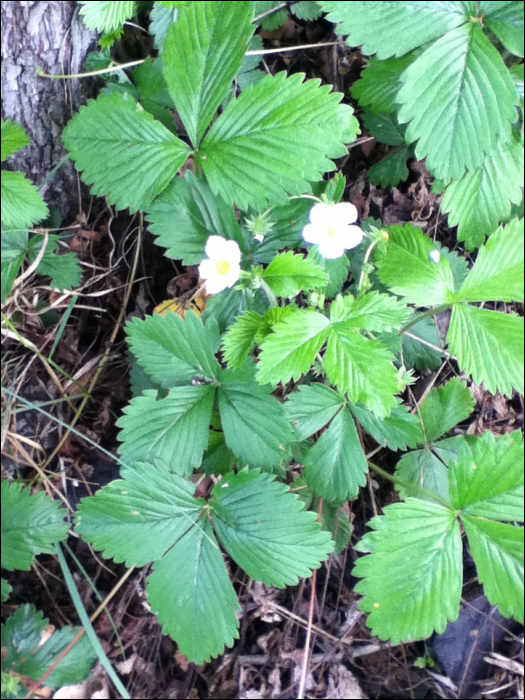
216, 260, 230, 276
326, 226, 336, 238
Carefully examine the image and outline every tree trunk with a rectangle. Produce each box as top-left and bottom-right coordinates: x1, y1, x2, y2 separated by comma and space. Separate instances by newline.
1, 1, 99, 222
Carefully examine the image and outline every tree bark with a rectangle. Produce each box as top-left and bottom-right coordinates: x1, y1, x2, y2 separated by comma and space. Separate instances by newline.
1, 1, 99, 222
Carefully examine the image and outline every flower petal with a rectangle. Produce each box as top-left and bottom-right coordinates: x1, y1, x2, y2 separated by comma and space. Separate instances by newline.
198, 259, 216, 280
204, 274, 229, 295
222, 239, 241, 264
339, 224, 363, 250
302, 222, 324, 245
333, 201, 358, 225
222, 262, 241, 289
318, 238, 345, 260
308, 202, 334, 226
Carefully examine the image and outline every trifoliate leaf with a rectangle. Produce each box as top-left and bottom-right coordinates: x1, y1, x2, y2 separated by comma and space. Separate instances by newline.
262, 252, 328, 297
1, 119, 30, 161
394, 448, 449, 502
449, 431, 524, 522
325, 328, 399, 418
304, 407, 368, 502
441, 133, 524, 250
419, 378, 475, 445
162, 2, 254, 145
126, 311, 220, 388
145, 170, 245, 266
362, 110, 405, 146
147, 517, 240, 664
319, 1, 466, 59
1, 171, 48, 229
462, 517, 524, 622
376, 223, 455, 305
368, 146, 412, 188
1, 604, 96, 689
349, 400, 423, 451
28, 235, 81, 291
117, 386, 215, 473
199, 71, 359, 210
75, 462, 203, 566
218, 381, 294, 469
401, 316, 444, 371
256, 309, 331, 385
330, 291, 411, 333
211, 470, 334, 586
456, 219, 524, 303
482, 0, 524, 57
351, 55, 414, 114
62, 92, 190, 212
78, 1, 136, 32
353, 499, 462, 642
1, 482, 68, 571
397, 23, 519, 182
447, 304, 524, 396
222, 311, 264, 369
284, 384, 345, 441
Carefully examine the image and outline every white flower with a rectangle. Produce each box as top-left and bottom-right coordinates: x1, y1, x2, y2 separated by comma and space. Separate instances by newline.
302, 202, 363, 259
429, 249, 441, 264
198, 236, 241, 295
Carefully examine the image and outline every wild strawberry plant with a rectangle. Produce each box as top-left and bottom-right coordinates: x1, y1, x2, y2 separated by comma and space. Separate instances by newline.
2, 0, 524, 669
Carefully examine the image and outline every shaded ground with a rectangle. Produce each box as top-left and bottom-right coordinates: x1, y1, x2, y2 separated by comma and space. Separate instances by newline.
2, 8, 524, 700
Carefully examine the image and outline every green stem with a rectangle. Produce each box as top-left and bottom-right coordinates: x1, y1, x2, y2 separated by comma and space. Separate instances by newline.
357, 239, 379, 293
398, 303, 451, 336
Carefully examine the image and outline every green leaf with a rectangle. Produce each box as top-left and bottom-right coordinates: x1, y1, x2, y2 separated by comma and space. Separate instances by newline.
397, 23, 519, 182
304, 407, 368, 502
319, 1, 466, 58
236, 35, 265, 91
199, 71, 359, 210
1, 171, 48, 229
117, 387, 215, 473
1, 604, 96, 689
211, 469, 334, 586
284, 384, 345, 441
362, 110, 405, 146
1, 482, 68, 571
447, 304, 524, 396
145, 170, 244, 266
78, 1, 136, 32
262, 252, 328, 297
441, 133, 524, 250
1, 119, 30, 160
353, 499, 462, 641
462, 517, 523, 622
75, 462, 203, 566
202, 431, 236, 476
482, 0, 524, 57
1, 578, 12, 602
325, 328, 399, 418
351, 55, 414, 114
162, 2, 254, 145
28, 235, 81, 291
256, 309, 331, 385
126, 311, 220, 388
376, 223, 455, 305
147, 517, 240, 664
395, 448, 450, 502
449, 431, 524, 522
306, 246, 350, 298
401, 316, 444, 370
349, 400, 423, 451
218, 382, 294, 469
222, 311, 264, 369
1, 228, 27, 304
62, 92, 190, 212
419, 378, 475, 444
368, 146, 411, 188
456, 219, 524, 302
330, 291, 411, 333
292, 1, 323, 21
320, 501, 352, 554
